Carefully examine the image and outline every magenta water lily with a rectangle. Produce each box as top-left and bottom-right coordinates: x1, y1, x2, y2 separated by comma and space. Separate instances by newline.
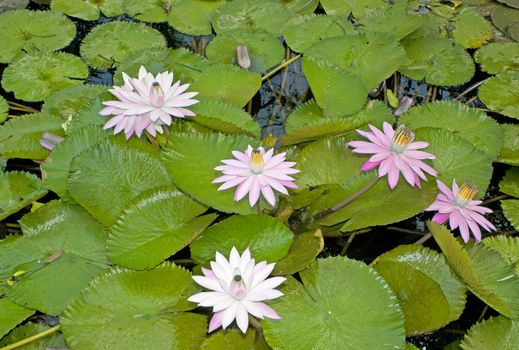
188, 247, 285, 334
348, 122, 437, 189
100, 66, 199, 139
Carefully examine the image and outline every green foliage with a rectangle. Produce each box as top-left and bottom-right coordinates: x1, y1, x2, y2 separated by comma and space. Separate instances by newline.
461, 316, 519, 350
62, 264, 206, 350
483, 236, 519, 273
0, 201, 109, 315
263, 257, 405, 349
42, 85, 108, 122
201, 329, 270, 350
0, 171, 47, 220
2, 52, 88, 102
498, 124, 519, 166
168, 0, 226, 35
273, 230, 324, 275
0, 298, 34, 339
475, 43, 519, 74
51, 0, 124, 21
123, 0, 174, 22
0, 96, 7, 124
452, 7, 492, 49
491, 5, 519, 41
80, 21, 166, 69
502, 200, 519, 230
479, 72, 519, 120
282, 0, 319, 15
0, 323, 66, 350
319, 0, 352, 16
108, 186, 214, 270
500, 167, 519, 197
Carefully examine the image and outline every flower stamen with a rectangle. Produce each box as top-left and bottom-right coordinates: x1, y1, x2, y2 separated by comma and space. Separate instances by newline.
457, 183, 478, 202
392, 125, 415, 146
249, 151, 264, 174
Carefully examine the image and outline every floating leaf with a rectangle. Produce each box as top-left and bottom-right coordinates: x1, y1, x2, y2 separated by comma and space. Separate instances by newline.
169, 0, 226, 35
399, 36, 475, 86
452, 7, 492, 49
212, 0, 289, 35
496, 0, 519, 9
0, 96, 7, 123
42, 85, 108, 121
273, 230, 324, 275
500, 167, 519, 198
0, 10, 75, 63
0, 323, 66, 350
461, 316, 519, 350
371, 245, 466, 335
483, 236, 519, 271
201, 329, 269, 350
479, 72, 519, 120
475, 42, 519, 74
302, 58, 367, 117
123, 0, 175, 22
62, 264, 206, 350
282, 0, 319, 15
189, 64, 262, 107
0, 299, 34, 339
491, 5, 519, 41
283, 14, 354, 53
263, 257, 405, 349
51, 0, 124, 21
498, 124, 519, 166
319, 0, 351, 16
188, 101, 258, 137
0, 171, 47, 221
68, 141, 171, 226
305, 33, 407, 88
108, 186, 214, 270
80, 21, 166, 69
502, 200, 519, 230
0, 201, 109, 315
115, 47, 212, 85
162, 132, 257, 215
2, 52, 88, 102
0, 113, 63, 160
206, 28, 284, 73
191, 215, 294, 265
428, 221, 519, 318
401, 101, 503, 159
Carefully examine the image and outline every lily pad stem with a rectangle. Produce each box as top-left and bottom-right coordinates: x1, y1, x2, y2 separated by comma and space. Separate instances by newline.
261, 54, 301, 82
249, 315, 262, 331
255, 202, 262, 215
0, 325, 60, 350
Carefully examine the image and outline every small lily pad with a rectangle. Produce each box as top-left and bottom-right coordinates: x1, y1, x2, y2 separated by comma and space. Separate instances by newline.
452, 7, 493, 49
2, 52, 88, 102
80, 21, 166, 69
461, 316, 519, 350
475, 42, 519, 74
51, 0, 124, 21
479, 72, 519, 120
168, 0, 226, 35
0, 171, 47, 221
0, 10, 76, 63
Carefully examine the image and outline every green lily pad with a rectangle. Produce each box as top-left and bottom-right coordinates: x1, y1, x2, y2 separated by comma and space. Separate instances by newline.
273, 230, 324, 275
283, 14, 355, 53
189, 64, 262, 107
452, 7, 493, 49
483, 236, 519, 271
0, 298, 34, 338
51, 0, 124, 21
190, 214, 294, 265
188, 101, 259, 137
500, 167, 519, 198
319, 0, 352, 16
401, 101, 503, 159
0, 10, 75, 63
108, 186, 214, 270
168, 0, 226, 35
479, 72, 519, 120
123, 0, 175, 23
115, 47, 212, 85
428, 221, 519, 319
399, 36, 475, 86
212, 0, 289, 35
0, 201, 109, 315
498, 124, 519, 166
282, 0, 319, 15
305, 32, 407, 88
0, 171, 47, 221
475, 42, 519, 74
206, 28, 284, 73
80, 21, 166, 69
2, 52, 88, 102
62, 264, 206, 350
302, 57, 367, 117
371, 245, 466, 335
201, 329, 270, 350
496, 0, 519, 9
0, 96, 7, 123
68, 141, 171, 227
42, 85, 108, 122
0, 112, 64, 160
162, 132, 256, 215
0, 323, 66, 350
502, 200, 519, 230
491, 5, 519, 41
461, 316, 519, 350
263, 257, 405, 349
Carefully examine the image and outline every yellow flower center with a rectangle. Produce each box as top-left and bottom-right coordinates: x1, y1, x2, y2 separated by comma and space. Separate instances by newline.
458, 183, 478, 201
249, 151, 264, 174
392, 125, 415, 147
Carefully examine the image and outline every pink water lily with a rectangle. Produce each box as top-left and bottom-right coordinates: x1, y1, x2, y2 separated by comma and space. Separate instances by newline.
188, 247, 285, 333
426, 179, 496, 243
348, 122, 437, 189
100, 66, 199, 139
212, 145, 299, 207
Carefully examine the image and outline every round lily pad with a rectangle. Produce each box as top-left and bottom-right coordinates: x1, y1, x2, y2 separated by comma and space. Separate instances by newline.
80, 21, 166, 69
168, 0, 226, 35
0, 9, 75, 63
51, 0, 124, 21
2, 52, 88, 102
123, 0, 175, 23
461, 316, 519, 350
491, 5, 519, 41
479, 72, 519, 120
475, 42, 519, 74
452, 7, 493, 49
206, 28, 284, 73
262, 257, 405, 349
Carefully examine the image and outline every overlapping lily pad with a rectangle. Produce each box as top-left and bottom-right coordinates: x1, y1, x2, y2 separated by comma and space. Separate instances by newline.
498, 124, 519, 165
62, 264, 206, 350
502, 200, 519, 229
51, 0, 124, 21
2, 52, 88, 102
0, 10, 76, 63
201, 329, 269, 350
491, 5, 519, 41
273, 230, 324, 275
0, 96, 7, 123
263, 257, 405, 349
483, 236, 519, 272
475, 42, 519, 74
0, 298, 34, 338
452, 7, 492, 49
168, 0, 226, 35
42, 85, 108, 122
282, 0, 319, 15
80, 21, 166, 69
123, 0, 175, 23
479, 72, 519, 120
0, 323, 66, 349
0, 201, 109, 315
0, 171, 47, 220
500, 167, 519, 197
461, 316, 519, 350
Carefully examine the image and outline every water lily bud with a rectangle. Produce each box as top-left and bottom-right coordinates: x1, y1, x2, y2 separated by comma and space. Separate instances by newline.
394, 96, 415, 117
236, 45, 251, 69
39, 132, 64, 151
